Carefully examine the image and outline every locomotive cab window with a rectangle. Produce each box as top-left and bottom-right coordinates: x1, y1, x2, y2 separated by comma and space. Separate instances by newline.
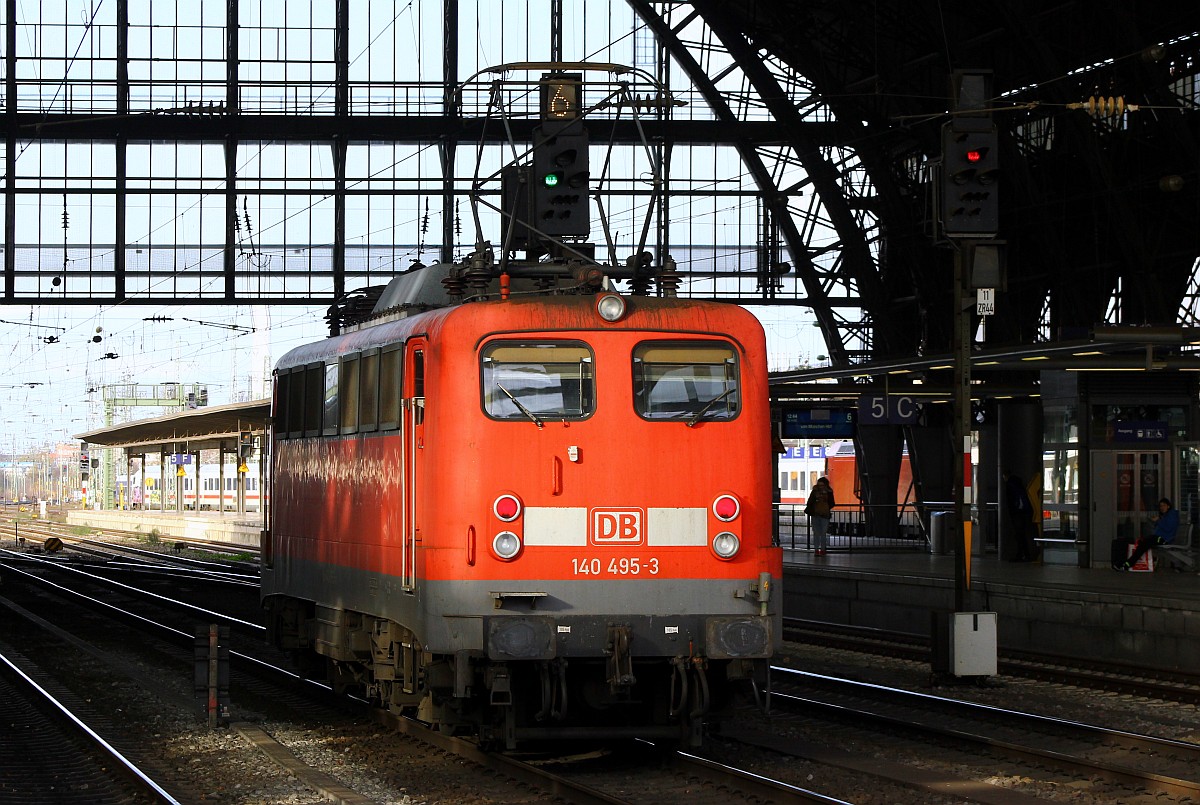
633, 342, 740, 422
481, 342, 595, 421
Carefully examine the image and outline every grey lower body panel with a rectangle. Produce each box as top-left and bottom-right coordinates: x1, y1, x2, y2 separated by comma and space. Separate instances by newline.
263, 557, 780, 658
484, 612, 773, 660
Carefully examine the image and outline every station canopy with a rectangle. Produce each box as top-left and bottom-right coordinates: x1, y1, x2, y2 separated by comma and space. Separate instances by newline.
74, 399, 270, 454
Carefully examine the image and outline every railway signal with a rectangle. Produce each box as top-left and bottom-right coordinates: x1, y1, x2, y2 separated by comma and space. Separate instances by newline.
941, 124, 999, 238
530, 72, 590, 238
941, 70, 998, 239
531, 121, 590, 236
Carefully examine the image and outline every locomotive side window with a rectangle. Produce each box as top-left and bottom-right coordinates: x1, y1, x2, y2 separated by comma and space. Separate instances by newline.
281, 368, 305, 438
481, 342, 595, 421
322, 363, 339, 436
303, 364, 323, 436
379, 346, 402, 430
359, 349, 379, 432
275, 372, 292, 438
339, 355, 360, 434
632, 342, 740, 422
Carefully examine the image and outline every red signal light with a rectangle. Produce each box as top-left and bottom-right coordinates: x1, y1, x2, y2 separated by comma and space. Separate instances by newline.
966, 148, 984, 163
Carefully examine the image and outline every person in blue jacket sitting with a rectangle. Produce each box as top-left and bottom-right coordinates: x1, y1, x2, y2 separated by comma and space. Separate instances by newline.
1117, 497, 1179, 570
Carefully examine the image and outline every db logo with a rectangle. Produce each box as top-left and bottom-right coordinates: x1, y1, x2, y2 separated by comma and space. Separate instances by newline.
590, 508, 644, 545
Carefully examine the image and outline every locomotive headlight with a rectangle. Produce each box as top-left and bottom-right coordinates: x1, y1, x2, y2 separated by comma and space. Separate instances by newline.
596, 293, 626, 322
492, 531, 522, 560
712, 531, 740, 559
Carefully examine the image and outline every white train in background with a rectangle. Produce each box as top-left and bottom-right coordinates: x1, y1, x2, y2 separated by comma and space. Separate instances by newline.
116, 462, 264, 512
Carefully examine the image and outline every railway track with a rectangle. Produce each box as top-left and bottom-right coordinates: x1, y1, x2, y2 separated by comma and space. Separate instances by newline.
12, 527, 1197, 802
784, 616, 1200, 703
0, 514, 260, 560
0, 544, 834, 803
761, 665, 1200, 801
0, 641, 182, 804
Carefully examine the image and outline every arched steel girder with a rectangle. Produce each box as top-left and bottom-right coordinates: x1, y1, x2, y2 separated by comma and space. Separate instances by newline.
629, 0, 888, 365
998, 7, 1198, 334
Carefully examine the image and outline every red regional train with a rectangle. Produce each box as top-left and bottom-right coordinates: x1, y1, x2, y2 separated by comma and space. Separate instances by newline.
261, 276, 781, 747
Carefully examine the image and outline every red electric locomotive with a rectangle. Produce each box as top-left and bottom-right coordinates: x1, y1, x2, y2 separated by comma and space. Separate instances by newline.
262, 267, 782, 747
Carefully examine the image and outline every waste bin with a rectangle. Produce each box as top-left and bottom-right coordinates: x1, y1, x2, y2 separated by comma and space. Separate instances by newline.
930, 511, 956, 554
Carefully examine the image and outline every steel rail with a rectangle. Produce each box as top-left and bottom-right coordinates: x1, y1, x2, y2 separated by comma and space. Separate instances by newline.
771, 666, 1200, 799
0, 646, 183, 804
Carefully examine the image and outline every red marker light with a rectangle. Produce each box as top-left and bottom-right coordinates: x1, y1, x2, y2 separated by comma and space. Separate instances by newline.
494, 494, 521, 521
713, 494, 740, 521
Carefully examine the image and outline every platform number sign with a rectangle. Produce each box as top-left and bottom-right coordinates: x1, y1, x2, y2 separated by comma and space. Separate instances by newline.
857, 394, 920, 425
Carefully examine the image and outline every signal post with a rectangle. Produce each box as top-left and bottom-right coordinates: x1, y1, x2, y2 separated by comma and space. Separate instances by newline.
932, 70, 1001, 680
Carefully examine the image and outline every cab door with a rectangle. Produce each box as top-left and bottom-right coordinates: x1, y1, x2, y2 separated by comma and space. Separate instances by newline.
401, 340, 426, 590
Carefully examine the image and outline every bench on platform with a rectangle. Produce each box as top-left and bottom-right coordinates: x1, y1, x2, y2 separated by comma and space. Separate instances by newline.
1157, 522, 1195, 572
1033, 536, 1078, 565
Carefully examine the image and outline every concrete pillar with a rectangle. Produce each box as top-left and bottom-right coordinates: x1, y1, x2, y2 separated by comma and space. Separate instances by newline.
856, 424, 903, 539
997, 401, 1043, 561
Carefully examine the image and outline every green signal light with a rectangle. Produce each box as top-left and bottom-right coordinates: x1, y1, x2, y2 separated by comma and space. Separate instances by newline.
543, 172, 561, 188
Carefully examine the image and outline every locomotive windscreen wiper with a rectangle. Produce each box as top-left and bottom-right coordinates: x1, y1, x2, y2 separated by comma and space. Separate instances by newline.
686, 387, 735, 427
497, 383, 544, 428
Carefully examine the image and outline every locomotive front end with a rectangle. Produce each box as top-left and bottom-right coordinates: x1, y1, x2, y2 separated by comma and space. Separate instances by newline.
423, 293, 781, 746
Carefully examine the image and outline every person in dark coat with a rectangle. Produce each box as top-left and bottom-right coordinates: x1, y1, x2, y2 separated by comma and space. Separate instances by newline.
1003, 470, 1040, 562
805, 476, 835, 556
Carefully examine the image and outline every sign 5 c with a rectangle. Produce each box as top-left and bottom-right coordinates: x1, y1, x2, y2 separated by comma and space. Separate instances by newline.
857, 394, 920, 425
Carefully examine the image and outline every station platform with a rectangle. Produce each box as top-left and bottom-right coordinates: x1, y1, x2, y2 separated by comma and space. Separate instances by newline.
783, 548, 1200, 673
64, 508, 263, 549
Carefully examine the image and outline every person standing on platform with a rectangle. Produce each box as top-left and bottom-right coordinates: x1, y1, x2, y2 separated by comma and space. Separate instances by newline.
1117, 497, 1178, 571
1003, 470, 1040, 562
805, 476, 835, 556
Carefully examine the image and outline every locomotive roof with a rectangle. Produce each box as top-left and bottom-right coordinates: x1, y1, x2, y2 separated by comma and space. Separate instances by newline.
276, 293, 764, 374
